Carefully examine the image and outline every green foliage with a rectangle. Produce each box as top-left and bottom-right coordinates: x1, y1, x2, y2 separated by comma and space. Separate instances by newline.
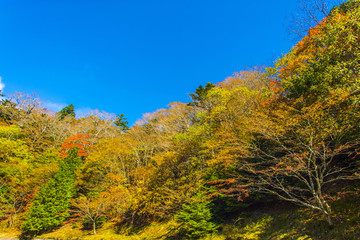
0, 98, 16, 123
2, 1, 360, 238
114, 114, 129, 131
277, 1, 360, 103
30, 148, 60, 168
175, 191, 217, 239
0, 125, 21, 139
333, 0, 360, 14
0, 126, 34, 227
58, 104, 75, 120
21, 148, 82, 233
0, 137, 33, 183
188, 82, 215, 107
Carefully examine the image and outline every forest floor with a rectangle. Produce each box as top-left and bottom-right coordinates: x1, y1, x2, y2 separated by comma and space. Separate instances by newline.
1, 189, 359, 240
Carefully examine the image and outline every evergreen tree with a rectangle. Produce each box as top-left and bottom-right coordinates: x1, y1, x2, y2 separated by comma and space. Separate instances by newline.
175, 191, 217, 239
188, 83, 215, 107
58, 104, 75, 120
114, 113, 129, 131
22, 148, 82, 234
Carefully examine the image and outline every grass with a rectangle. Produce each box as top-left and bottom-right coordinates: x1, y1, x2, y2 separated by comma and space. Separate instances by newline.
207, 188, 360, 240
3, 188, 359, 239
37, 219, 175, 240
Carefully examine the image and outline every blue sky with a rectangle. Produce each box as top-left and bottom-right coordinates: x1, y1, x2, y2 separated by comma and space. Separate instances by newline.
0, 0, 299, 125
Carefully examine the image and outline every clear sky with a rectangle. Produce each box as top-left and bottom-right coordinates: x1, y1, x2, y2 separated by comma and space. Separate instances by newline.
0, 0, 299, 125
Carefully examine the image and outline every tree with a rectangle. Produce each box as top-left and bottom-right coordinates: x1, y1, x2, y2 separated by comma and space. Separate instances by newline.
58, 104, 75, 120
0, 93, 72, 151
22, 148, 82, 234
70, 110, 118, 143
114, 114, 129, 131
71, 193, 109, 235
60, 134, 90, 158
78, 138, 134, 193
192, 70, 271, 201
20, 108, 67, 151
188, 83, 215, 108
245, 92, 360, 226
0, 125, 34, 227
175, 191, 217, 239
278, 0, 360, 103
288, 0, 347, 39
0, 184, 28, 227
0, 92, 40, 124
239, 1, 360, 226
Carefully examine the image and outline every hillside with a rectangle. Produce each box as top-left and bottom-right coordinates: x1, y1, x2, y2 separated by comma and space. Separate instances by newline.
1, 0, 360, 239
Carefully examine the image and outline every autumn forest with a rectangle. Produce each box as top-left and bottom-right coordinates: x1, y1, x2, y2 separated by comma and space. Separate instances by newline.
1, 1, 360, 239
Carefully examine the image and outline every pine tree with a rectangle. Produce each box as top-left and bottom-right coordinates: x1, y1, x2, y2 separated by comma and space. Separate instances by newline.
58, 104, 75, 120
114, 114, 129, 131
188, 83, 215, 107
175, 191, 217, 239
22, 148, 82, 234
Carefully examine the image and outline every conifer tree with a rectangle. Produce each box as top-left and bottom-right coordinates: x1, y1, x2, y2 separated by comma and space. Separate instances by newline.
188, 83, 215, 107
22, 148, 82, 234
114, 114, 129, 131
58, 104, 75, 120
175, 191, 217, 239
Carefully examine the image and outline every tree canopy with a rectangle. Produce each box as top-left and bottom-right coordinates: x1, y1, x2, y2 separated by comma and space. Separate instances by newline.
1, 0, 360, 239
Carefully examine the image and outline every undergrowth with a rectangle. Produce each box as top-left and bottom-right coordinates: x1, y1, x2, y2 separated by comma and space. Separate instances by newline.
9, 189, 360, 240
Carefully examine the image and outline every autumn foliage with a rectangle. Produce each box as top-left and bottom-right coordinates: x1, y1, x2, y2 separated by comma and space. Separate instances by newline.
60, 134, 90, 157
1, 0, 360, 238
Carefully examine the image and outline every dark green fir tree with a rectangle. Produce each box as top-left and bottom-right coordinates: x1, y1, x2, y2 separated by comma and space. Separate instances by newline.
22, 148, 82, 234
114, 114, 129, 131
188, 82, 215, 107
175, 191, 217, 239
58, 104, 75, 120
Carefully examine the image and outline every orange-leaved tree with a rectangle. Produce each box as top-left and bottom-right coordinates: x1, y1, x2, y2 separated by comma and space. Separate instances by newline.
245, 90, 360, 226
60, 134, 90, 158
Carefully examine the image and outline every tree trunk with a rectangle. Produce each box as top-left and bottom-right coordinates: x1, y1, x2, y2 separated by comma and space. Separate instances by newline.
9, 214, 14, 227
326, 213, 333, 226
93, 220, 96, 235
